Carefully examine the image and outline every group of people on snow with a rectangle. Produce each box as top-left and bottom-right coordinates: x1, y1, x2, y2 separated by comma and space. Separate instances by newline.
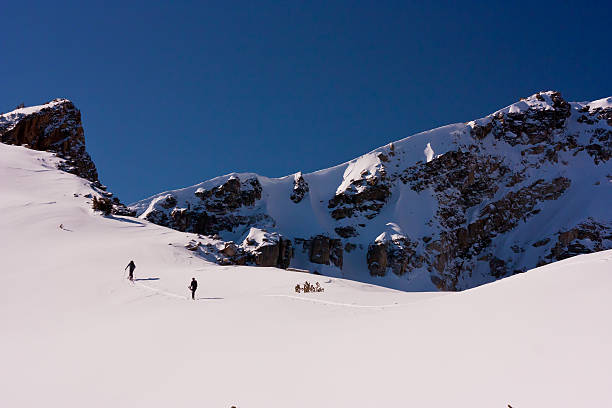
125, 260, 198, 300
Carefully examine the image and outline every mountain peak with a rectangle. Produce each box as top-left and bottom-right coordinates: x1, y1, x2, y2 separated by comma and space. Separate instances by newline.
0, 98, 98, 182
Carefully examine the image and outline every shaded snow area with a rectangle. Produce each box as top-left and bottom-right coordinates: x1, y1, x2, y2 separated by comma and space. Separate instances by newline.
1, 142, 611, 407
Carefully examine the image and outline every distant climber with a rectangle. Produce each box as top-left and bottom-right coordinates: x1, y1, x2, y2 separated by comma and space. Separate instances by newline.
189, 278, 198, 300
125, 260, 136, 281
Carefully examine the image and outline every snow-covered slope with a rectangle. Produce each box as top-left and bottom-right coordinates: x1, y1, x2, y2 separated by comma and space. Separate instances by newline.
131, 91, 612, 290
1, 142, 611, 407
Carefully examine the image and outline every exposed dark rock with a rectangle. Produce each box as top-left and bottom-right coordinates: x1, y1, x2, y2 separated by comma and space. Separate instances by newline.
329, 183, 390, 220
547, 220, 612, 261
469, 91, 571, 146
401, 150, 512, 230
294, 235, 343, 269
221, 230, 294, 269
185, 240, 200, 251
0, 99, 98, 182
0, 99, 134, 214
160, 195, 177, 209
250, 243, 279, 267
335, 226, 358, 238
532, 238, 550, 247
328, 166, 391, 220
366, 235, 423, 277
426, 177, 571, 290
290, 172, 309, 203
310, 235, 330, 264
277, 238, 293, 269
366, 242, 388, 277
488, 257, 507, 279
195, 176, 262, 212
344, 242, 356, 253
221, 242, 238, 257
145, 176, 271, 235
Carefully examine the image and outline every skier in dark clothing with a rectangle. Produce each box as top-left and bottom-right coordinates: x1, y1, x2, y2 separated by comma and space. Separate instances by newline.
125, 260, 136, 281
189, 278, 198, 300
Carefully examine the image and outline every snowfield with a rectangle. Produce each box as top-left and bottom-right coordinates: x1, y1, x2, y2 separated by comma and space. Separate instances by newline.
1, 142, 611, 407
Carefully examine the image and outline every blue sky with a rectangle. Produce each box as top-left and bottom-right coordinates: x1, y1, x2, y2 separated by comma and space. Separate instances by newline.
1, 1, 610, 202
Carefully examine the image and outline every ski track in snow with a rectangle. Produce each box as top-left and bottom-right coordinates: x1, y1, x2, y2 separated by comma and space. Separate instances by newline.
135, 282, 405, 309
134, 282, 191, 301
266, 294, 403, 309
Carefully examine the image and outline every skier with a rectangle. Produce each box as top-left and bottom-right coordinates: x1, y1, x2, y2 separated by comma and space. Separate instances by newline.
189, 278, 198, 300
125, 260, 136, 281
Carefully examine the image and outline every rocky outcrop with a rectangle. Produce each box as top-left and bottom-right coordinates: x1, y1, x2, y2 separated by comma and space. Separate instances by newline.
131, 91, 612, 288
0, 99, 134, 216
290, 172, 309, 203
469, 91, 571, 146
328, 174, 391, 220
367, 234, 423, 277
366, 242, 388, 277
424, 177, 571, 290
401, 150, 512, 230
546, 220, 612, 262
0, 99, 98, 182
294, 235, 343, 269
335, 226, 358, 238
194, 176, 262, 210
219, 228, 293, 268
144, 176, 272, 235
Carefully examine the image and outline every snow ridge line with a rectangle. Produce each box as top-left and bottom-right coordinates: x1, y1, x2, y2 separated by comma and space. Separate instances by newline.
265, 294, 402, 308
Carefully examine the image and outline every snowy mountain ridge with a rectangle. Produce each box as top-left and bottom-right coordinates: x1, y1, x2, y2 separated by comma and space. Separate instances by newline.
2, 91, 611, 291
1, 139, 611, 407
130, 91, 612, 290
1, 93, 612, 407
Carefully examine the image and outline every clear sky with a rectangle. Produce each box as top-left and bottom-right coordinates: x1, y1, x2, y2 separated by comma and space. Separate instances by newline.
1, 1, 610, 203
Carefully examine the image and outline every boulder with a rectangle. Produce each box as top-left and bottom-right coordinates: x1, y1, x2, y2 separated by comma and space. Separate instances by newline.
307, 235, 343, 268
366, 242, 387, 277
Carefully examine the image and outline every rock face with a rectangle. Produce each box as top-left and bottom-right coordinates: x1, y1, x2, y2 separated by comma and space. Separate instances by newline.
470, 91, 571, 145
294, 235, 343, 269
290, 172, 309, 203
217, 228, 293, 269
328, 167, 391, 221
0, 99, 98, 182
0, 99, 133, 216
367, 227, 423, 277
131, 91, 612, 290
546, 220, 612, 262
143, 176, 271, 235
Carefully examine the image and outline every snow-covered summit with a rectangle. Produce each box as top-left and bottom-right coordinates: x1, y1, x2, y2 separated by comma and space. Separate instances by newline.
0, 98, 71, 130
0, 98, 134, 215
495, 90, 561, 115
0, 97, 98, 181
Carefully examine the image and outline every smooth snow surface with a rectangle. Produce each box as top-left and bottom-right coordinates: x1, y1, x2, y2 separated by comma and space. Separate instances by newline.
1, 143, 611, 407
